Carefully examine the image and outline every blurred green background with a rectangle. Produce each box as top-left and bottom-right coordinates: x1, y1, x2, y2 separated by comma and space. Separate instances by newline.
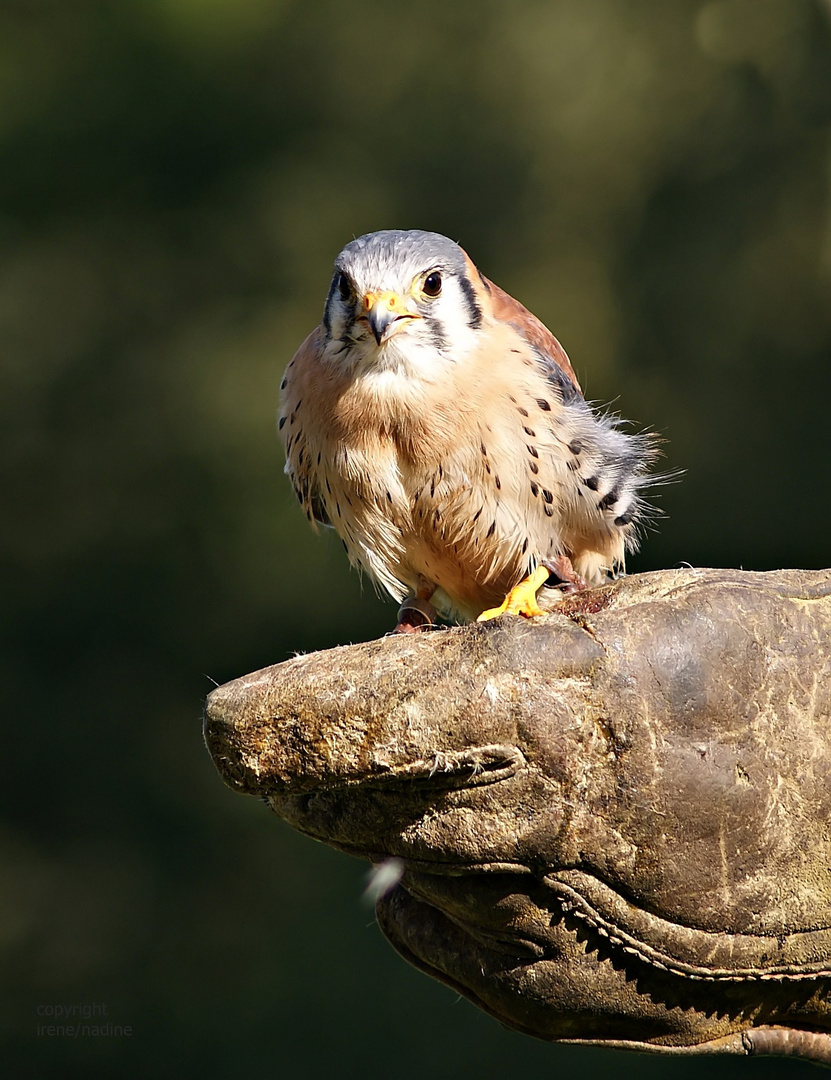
3, 0, 830, 1076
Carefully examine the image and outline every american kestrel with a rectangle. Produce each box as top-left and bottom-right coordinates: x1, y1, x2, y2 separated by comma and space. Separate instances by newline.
280, 230, 657, 630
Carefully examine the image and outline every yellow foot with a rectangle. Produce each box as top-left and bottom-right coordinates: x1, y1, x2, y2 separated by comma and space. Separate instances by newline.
477, 565, 550, 621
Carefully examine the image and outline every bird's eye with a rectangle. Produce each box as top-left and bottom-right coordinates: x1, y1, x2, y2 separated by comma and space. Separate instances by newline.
336, 272, 353, 302
422, 271, 442, 298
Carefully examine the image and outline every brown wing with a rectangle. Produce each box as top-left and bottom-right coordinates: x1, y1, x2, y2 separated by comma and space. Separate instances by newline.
479, 272, 582, 396
279, 326, 331, 527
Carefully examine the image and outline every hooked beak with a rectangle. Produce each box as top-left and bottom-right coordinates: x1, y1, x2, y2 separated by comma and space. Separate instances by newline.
363, 290, 419, 345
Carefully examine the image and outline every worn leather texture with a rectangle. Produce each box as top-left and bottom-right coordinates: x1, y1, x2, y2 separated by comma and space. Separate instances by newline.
205, 568, 831, 1063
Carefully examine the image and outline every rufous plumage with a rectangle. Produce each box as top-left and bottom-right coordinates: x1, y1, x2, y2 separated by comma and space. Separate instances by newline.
279, 230, 657, 629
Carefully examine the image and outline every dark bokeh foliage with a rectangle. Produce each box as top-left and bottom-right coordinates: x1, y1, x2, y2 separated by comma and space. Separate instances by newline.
2, 1, 830, 1076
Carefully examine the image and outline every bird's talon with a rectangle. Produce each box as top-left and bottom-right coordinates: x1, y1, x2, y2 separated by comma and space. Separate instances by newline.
477, 565, 550, 621
544, 555, 589, 593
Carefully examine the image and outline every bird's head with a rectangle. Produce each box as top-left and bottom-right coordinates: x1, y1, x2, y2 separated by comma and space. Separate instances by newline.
322, 230, 484, 371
